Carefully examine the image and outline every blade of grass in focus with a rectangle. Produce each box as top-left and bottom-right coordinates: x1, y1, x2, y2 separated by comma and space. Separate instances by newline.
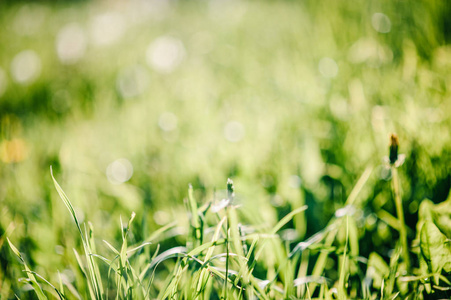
7, 238, 48, 300
308, 166, 372, 295
51, 167, 104, 300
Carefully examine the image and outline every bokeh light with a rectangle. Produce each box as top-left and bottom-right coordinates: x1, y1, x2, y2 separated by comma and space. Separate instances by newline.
158, 112, 178, 132
224, 121, 245, 143
372, 13, 391, 34
348, 38, 393, 67
10, 50, 41, 84
56, 23, 87, 64
318, 57, 338, 78
12, 4, 48, 36
106, 158, 134, 184
146, 36, 185, 73
89, 12, 125, 46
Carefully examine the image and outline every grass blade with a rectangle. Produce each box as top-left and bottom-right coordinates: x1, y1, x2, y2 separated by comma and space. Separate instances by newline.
51, 168, 103, 300
7, 238, 48, 300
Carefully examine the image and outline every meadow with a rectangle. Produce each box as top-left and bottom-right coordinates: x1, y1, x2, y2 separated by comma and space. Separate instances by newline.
1, 0, 451, 298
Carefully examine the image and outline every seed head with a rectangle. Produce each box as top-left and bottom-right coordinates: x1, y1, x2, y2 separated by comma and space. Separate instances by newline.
227, 178, 235, 200
389, 133, 399, 165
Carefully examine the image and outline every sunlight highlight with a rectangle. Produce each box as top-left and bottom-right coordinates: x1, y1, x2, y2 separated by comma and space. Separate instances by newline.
158, 112, 178, 132
372, 13, 391, 33
146, 36, 185, 73
106, 158, 134, 184
224, 121, 245, 142
90, 12, 125, 46
56, 23, 87, 64
318, 57, 338, 78
11, 50, 41, 84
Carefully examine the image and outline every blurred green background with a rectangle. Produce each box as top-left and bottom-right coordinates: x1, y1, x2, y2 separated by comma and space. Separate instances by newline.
1, 0, 450, 298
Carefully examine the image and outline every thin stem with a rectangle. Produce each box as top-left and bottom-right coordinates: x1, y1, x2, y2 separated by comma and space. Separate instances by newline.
224, 206, 230, 299
391, 167, 411, 272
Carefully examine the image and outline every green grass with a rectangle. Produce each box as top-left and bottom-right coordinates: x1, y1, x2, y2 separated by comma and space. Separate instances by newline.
1, 0, 451, 298
7, 169, 451, 298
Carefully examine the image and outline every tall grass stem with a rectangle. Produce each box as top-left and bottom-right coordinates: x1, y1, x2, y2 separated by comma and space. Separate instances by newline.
391, 167, 411, 272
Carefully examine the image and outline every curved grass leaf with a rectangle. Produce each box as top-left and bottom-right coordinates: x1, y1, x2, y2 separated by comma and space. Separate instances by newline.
51, 168, 103, 300
7, 238, 48, 300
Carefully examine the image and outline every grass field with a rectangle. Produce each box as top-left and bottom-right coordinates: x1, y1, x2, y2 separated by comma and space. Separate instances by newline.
1, 0, 451, 299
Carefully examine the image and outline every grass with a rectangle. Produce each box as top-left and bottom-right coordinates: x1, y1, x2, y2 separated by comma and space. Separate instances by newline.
1, 0, 451, 299
6, 165, 451, 298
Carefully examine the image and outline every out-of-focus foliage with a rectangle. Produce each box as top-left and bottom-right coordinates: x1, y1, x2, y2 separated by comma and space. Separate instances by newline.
0, 0, 450, 298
